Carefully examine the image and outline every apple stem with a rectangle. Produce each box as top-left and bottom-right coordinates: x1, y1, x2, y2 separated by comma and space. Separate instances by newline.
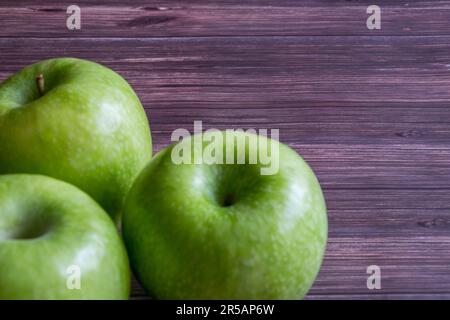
36, 74, 45, 96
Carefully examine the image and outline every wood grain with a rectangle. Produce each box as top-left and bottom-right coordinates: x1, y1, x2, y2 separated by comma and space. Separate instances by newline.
2, 36, 450, 104
1, 1, 450, 37
1, 0, 450, 300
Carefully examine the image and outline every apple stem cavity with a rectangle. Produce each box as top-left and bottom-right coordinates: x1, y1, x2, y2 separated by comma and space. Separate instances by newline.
36, 74, 45, 96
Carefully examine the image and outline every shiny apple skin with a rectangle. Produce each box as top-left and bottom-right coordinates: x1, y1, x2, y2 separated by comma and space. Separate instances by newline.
123, 131, 327, 299
0, 174, 130, 299
0, 58, 152, 223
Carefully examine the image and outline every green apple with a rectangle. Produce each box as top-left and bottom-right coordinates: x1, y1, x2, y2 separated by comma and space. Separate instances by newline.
0, 174, 130, 299
123, 130, 327, 299
0, 58, 152, 223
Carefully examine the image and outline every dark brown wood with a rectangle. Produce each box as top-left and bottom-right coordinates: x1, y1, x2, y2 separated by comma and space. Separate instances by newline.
2, 36, 450, 104
1, 1, 450, 37
1, 0, 450, 300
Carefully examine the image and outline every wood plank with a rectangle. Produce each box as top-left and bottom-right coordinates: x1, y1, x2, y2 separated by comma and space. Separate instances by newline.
1, 37, 450, 192
149, 122, 450, 145
1, 36, 450, 105
1, 1, 450, 37
318, 193, 450, 298
328, 209, 450, 237
313, 236, 450, 294
323, 189, 450, 209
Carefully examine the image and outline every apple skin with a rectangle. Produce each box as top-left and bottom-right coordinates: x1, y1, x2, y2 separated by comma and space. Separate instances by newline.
123, 131, 327, 299
0, 58, 152, 223
0, 174, 130, 300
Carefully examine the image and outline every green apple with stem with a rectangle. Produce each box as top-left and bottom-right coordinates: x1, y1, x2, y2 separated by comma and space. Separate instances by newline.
0, 174, 130, 299
0, 58, 152, 223
123, 130, 327, 299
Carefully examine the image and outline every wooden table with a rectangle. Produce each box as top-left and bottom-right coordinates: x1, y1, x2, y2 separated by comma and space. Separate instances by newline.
1, 0, 450, 300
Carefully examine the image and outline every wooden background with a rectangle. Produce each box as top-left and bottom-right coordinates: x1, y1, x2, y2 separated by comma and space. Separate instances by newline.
1, 0, 450, 299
